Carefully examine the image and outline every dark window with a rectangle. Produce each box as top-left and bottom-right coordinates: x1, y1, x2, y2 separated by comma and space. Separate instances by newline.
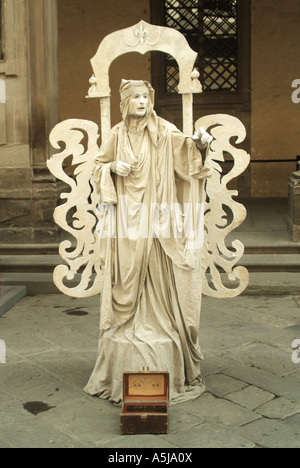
151, 0, 251, 197
151, 0, 250, 100
164, 0, 238, 93
0, 0, 4, 61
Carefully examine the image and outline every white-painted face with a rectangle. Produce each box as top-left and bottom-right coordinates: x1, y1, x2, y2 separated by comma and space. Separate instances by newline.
128, 92, 149, 118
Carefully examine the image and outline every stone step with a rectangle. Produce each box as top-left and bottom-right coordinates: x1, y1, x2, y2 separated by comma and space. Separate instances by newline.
0, 255, 62, 273
240, 254, 300, 272
1, 253, 300, 273
1, 244, 300, 295
1, 243, 300, 256
1, 271, 300, 296
0, 244, 60, 255
0, 273, 78, 295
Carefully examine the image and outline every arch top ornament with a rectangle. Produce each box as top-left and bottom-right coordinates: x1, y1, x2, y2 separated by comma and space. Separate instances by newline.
87, 20, 203, 99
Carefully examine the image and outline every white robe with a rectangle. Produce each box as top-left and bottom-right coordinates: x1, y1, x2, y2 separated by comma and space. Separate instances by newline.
84, 112, 210, 403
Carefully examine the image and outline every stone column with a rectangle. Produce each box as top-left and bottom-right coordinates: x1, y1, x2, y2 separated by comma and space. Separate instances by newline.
288, 171, 300, 242
28, 0, 60, 243
0, 0, 60, 245
0, 0, 32, 244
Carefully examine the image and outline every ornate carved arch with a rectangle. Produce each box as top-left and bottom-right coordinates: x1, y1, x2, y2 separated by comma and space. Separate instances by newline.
86, 20, 202, 139
89, 20, 202, 97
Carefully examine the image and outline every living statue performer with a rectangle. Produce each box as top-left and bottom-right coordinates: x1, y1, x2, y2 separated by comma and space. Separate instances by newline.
84, 79, 213, 403
47, 21, 250, 408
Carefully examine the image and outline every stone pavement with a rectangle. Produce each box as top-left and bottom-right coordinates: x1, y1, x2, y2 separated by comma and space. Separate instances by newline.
0, 281, 300, 449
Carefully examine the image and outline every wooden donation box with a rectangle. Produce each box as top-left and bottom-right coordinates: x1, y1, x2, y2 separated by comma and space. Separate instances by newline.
120, 371, 169, 435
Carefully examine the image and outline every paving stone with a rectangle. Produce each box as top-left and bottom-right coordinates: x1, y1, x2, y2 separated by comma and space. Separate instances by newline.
221, 295, 300, 331
0, 346, 23, 365
3, 419, 84, 448
222, 363, 300, 402
225, 385, 275, 410
0, 400, 35, 428
236, 418, 300, 448
168, 406, 205, 433
283, 369, 300, 383
160, 422, 255, 448
204, 373, 247, 397
200, 326, 248, 355
41, 398, 122, 447
0, 431, 16, 448
219, 322, 285, 348
178, 393, 260, 429
285, 413, 300, 429
29, 349, 93, 383
0, 361, 57, 396
1, 291, 300, 448
0, 388, 14, 403
259, 327, 300, 353
95, 434, 178, 449
39, 322, 98, 352
224, 342, 296, 377
0, 326, 57, 358
256, 397, 300, 419
201, 355, 229, 377
19, 381, 84, 407
234, 309, 294, 329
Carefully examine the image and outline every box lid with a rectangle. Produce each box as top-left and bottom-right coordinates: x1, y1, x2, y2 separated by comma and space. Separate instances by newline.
123, 371, 169, 402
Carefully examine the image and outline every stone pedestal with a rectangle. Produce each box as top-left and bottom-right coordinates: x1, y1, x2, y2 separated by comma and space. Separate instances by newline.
288, 171, 300, 242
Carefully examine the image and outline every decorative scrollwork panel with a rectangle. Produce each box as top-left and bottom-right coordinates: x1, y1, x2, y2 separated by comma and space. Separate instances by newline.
47, 119, 103, 298
195, 114, 250, 298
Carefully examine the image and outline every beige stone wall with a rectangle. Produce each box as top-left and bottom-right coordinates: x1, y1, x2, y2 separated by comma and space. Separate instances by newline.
57, 0, 151, 130
0, 0, 32, 242
0, 0, 60, 244
0, 0, 30, 164
58, 0, 300, 198
1, 0, 299, 247
251, 0, 300, 197
0, 0, 290, 214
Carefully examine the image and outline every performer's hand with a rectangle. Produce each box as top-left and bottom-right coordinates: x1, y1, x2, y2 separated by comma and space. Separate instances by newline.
192, 127, 213, 148
111, 161, 132, 177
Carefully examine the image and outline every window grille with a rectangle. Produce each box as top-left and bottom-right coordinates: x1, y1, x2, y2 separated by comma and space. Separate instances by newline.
164, 0, 238, 93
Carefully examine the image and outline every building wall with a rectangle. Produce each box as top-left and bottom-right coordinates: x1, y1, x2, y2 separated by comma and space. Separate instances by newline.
57, 0, 151, 130
57, 0, 300, 198
0, 0, 299, 247
0, 0, 60, 244
0, 0, 32, 242
251, 0, 300, 197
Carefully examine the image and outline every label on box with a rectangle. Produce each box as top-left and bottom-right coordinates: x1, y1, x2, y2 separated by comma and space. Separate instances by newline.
128, 374, 165, 396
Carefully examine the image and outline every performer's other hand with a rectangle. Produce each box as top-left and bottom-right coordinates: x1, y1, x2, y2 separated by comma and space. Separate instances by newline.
192, 127, 213, 148
111, 161, 132, 176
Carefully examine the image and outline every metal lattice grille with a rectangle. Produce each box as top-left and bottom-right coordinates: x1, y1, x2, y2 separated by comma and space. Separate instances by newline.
164, 0, 238, 93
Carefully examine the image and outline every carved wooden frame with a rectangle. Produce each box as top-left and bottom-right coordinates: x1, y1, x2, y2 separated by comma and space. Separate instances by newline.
86, 20, 203, 139
47, 20, 250, 299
